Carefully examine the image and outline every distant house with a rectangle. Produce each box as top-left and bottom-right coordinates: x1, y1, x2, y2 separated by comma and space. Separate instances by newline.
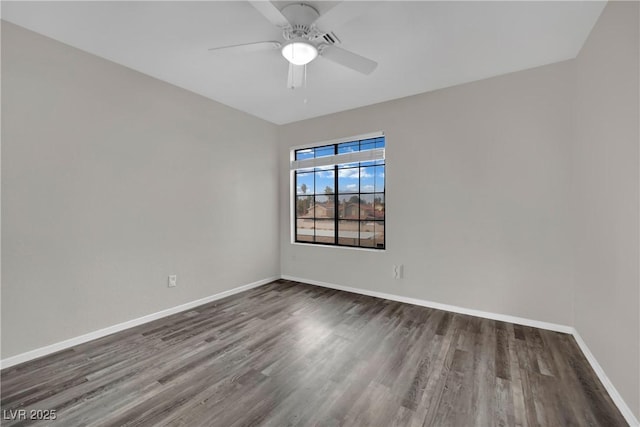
302, 199, 384, 220
338, 201, 383, 220
302, 202, 335, 219
374, 201, 385, 219
314, 203, 333, 218
340, 203, 360, 219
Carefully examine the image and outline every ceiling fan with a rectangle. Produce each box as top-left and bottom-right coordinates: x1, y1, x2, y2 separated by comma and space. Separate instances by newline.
208, 1, 378, 89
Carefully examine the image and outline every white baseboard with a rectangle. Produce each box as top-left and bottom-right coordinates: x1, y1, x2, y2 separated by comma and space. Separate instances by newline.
0, 276, 278, 370
2, 274, 637, 425
281, 275, 573, 334
571, 331, 640, 427
282, 274, 639, 426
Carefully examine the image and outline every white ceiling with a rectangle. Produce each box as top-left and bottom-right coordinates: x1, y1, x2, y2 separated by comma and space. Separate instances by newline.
2, 1, 606, 125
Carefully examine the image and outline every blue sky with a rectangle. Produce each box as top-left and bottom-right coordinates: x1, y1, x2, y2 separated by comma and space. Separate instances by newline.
296, 165, 384, 195
295, 137, 385, 196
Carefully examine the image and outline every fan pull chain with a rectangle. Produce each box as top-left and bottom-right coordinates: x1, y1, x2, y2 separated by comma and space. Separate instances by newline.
303, 64, 308, 104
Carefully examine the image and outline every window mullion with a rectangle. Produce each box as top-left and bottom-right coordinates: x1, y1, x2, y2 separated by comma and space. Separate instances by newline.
333, 144, 339, 245
358, 156, 361, 246
334, 164, 338, 245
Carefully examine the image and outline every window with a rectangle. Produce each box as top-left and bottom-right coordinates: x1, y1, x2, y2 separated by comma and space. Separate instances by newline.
292, 133, 385, 249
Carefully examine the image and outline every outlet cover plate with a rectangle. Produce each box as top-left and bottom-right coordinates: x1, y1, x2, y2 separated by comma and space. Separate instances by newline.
168, 275, 177, 287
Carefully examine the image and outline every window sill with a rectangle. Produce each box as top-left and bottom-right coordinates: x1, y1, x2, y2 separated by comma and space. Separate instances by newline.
290, 242, 386, 253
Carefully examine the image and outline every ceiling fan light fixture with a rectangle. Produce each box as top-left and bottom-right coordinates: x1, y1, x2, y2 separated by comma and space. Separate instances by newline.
281, 41, 317, 65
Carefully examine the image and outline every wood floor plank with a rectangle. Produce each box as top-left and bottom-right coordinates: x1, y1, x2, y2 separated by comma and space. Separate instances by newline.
0, 280, 629, 426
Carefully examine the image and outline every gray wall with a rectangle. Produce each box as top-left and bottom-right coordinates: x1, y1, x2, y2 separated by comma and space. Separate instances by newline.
279, 60, 576, 326
3, 2, 639, 421
1, 22, 280, 358
279, 2, 639, 418
572, 1, 639, 419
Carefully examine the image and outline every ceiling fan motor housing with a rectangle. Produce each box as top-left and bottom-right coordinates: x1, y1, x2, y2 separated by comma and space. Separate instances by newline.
281, 3, 320, 39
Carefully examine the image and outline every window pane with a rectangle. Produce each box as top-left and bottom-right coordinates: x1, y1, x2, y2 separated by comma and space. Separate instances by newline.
314, 165, 333, 172
359, 194, 375, 220
314, 145, 334, 158
338, 167, 360, 193
338, 141, 359, 154
295, 149, 313, 161
375, 165, 385, 192
315, 219, 335, 244
314, 195, 334, 219
296, 172, 314, 195
360, 139, 376, 151
374, 194, 385, 219
315, 169, 334, 194
360, 221, 376, 247
296, 218, 314, 242
374, 221, 385, 248
338, 194, 360, 219
375, 137, 385, 149
296, 196, 313, 218
338, 162, 359, 169
360, 166, 375, 193
338, 220, 359, 246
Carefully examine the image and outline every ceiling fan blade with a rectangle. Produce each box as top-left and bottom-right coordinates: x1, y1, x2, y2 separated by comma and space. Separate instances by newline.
287, 63, 305, 89
249, 1, 291, 28
320, 45, 377, 75
312, 1, 375, 31
208, 41, 281, 53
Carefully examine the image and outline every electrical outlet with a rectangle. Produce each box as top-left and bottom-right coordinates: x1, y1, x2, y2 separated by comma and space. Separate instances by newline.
393, 265, 403, 279
168, 275, 177, 288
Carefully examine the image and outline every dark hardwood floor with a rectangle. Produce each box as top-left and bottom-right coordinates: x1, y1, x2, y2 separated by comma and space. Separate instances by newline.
1, 280, 628, 426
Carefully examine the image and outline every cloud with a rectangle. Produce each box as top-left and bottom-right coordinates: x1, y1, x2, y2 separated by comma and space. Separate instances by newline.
316, 170, 335, 178
340, 184, 358, 192
340, 147, 357, 153
338, 168, 373, 179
